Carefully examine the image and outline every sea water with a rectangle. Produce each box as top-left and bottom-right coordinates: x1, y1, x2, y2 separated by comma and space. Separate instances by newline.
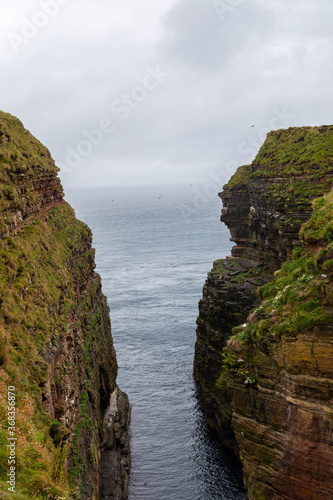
65, 184, 247, 500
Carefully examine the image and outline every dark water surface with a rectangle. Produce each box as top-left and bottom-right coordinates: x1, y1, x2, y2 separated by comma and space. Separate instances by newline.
65, 184, 247, 500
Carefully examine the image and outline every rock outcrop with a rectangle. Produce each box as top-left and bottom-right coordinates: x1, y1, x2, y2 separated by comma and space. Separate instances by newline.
0, 111, 130, 499
194, 125, 333, 498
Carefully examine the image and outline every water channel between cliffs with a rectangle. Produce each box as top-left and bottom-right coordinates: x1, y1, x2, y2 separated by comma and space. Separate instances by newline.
66, 183, 247, 500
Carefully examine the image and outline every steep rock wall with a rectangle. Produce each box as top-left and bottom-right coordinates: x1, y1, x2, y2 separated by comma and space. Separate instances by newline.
194, 125, 333, 497
0, 111, 130, 499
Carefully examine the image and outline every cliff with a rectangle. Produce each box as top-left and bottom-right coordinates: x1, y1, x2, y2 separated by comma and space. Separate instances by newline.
0, 111, 130, 499
194, 125, 333, 498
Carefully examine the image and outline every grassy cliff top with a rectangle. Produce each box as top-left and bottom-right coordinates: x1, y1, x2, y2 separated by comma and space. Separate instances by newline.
226, 126, 333, 186
0, 112, 75, 497
0, 111, 63, 235
224, 125, 333, 203
253, 125, 333, 177
0, 111, 58, 181
0, 203, 90, 499
0, 112, 105, 498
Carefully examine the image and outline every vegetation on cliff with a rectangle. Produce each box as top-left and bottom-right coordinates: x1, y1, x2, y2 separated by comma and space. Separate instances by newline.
218, 186, 333, 385
0, 111, 63, 235
0, 204, 89, 499
0, 112, 129, 500
195, 125, 333, 499
253, 126, 333, 174
216, 188, 333, 499
226, 125, 333, 205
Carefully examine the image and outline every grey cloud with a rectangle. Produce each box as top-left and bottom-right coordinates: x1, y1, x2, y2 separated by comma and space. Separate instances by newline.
0, 0, 332, 187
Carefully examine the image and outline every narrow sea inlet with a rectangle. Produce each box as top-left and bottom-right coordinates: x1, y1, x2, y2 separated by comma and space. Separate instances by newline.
65, 184, 247, 500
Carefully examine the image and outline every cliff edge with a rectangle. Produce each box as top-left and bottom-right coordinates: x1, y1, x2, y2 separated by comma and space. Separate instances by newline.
194, 125, 333, 498
0, 111, 130, 499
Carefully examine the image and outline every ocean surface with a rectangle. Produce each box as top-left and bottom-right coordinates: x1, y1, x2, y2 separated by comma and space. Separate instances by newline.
65, 184, 247, 500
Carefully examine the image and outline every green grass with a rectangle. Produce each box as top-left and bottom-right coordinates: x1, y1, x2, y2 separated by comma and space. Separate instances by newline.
218, 126, 333, 344
253, 126, 333, 174
0, 202, 94, 499
0, 111, 118, 499
0, 111, 57, 179
300, 190, 333, 243
0, 111, 63, 238
253, 253, 331, 339
224, 164, 251, 188
223, 126, 333, 203
217, 186, 333, 390
208, 259, 262, 283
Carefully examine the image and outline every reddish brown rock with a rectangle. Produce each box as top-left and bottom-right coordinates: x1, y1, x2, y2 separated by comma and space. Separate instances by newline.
0, 111, 130, 499
194, 125, 333, 498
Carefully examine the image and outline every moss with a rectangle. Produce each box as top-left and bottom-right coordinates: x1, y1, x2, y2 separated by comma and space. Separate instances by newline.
323, 259, 333, 270
252, 252, 331, 338
0, 111, 57, 178
207, 125, 333, 497
253, 126, 333, 173
68, 390, 94, 495
224, 126, 333, 204
50, 419, 70, 446
0, 111, 63, 240
224, 164, 252, 189
0, 201, 96, 498
69, 420, 86, 492
223, 189, 333, 352
209, 258, 262, 284
216, 186, 333, 428
300, 190, 333, 243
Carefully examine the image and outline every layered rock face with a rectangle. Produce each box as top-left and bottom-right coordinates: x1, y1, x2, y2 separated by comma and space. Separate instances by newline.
194, 125, 333, 497
0, 111, 130, 499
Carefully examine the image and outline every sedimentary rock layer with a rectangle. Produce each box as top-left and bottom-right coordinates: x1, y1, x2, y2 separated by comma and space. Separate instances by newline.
0, 111, 130, 499
194, 125, 333, 498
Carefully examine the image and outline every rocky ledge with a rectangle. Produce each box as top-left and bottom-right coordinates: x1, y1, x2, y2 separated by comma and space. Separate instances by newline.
194, 125, 333, 498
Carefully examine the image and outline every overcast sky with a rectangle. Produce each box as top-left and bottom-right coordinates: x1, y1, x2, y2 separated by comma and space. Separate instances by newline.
1, 0, 332, 188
